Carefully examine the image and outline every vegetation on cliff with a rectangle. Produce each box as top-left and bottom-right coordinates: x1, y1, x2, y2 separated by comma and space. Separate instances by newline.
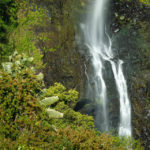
0, 0, 18, 62
0, 52, 143, 149
0, 0, 149, 149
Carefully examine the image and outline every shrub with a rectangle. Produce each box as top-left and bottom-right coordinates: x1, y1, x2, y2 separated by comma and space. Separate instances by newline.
0, 54, 55, 149
53, 102, 94, 129
39, 127, 143, 150
45, 82, 79, 107
0, 54, 144, 150
45, 83, 94, 129
0, 55, 47, 140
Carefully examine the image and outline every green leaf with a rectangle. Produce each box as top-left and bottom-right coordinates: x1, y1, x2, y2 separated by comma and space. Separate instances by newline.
46, 108, 63, 119
2, 62, 13, 73
36, 72, 44, 80
120, 16, 125, 20
40, 96, 59, 107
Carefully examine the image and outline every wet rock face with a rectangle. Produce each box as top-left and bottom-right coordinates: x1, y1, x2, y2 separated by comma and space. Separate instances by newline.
111, 0, 150, 148
37, 0, 88, 93
111, 0, 150, 33
132, 73, 150, 149
43, 46, 85, 91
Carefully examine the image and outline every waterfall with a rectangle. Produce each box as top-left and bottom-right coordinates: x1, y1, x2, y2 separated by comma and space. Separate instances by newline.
81, 0, 132, 136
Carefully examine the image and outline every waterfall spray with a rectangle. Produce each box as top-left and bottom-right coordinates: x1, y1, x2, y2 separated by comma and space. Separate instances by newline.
81, 0, 131, 136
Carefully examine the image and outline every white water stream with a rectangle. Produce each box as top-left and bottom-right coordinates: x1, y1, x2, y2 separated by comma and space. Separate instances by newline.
81, 0, 131, 136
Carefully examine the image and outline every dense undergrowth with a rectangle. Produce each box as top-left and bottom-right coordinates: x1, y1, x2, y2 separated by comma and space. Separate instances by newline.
0, 53, 143, 149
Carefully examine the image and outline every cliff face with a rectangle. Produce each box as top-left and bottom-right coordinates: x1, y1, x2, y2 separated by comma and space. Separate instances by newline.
40, 0, 150, 148
112, 0, 150, 148
36, 0, 88, 94
43, 40, 85, 91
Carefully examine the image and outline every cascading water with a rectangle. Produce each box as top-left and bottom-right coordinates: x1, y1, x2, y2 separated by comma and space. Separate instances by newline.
81, 0, 132, 136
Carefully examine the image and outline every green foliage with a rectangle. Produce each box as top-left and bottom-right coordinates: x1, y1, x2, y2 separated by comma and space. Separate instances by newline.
44, 83, 89, 126
40, 127, 143, 150
10, 2, 49, 69
40, 96, 64, 119
53, 102, 94, 129
0, 0, 18, 41
0, 0, 18, 61
0, 54, 47, 139
0, 55, 144, 150
40, 96, 59, 107
46, 108, 63, 119
0, 53, 66, 149
45, 82, 79, 107
140, 0, 150, 5
0, 53, 93, 149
